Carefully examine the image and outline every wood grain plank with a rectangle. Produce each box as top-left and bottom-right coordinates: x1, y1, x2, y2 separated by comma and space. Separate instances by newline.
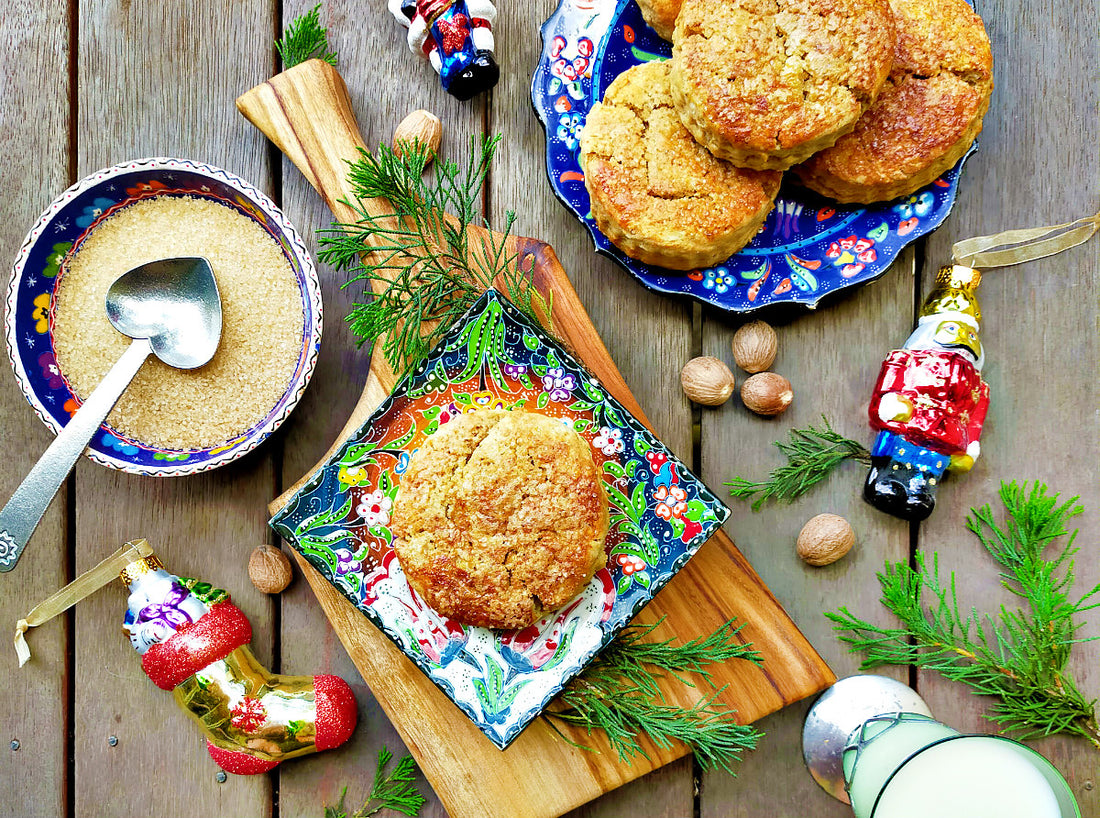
916, 0, 1100, 811
492, 5, 695, 812
72, 2, 278, 816
698, 250, 915, 816
0, 3, 72, 817
273, 2, 483, 816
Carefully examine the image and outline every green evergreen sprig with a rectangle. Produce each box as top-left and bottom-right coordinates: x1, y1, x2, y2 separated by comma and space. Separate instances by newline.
320, 136, 552, 375
725, 417, 870, 510
546, 618, 765, 774
277, 4, 338, 69
828, 481, 1100, 749
324, 747, 426, 818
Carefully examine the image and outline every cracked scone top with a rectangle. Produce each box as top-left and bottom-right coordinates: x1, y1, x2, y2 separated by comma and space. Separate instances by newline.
390, 409, 609, 630
579, 60, 782, 270
794, 0, 993, 202
669, 0, 896, 171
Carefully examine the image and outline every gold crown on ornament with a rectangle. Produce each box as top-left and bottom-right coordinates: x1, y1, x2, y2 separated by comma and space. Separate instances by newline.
919, 265, 982, 324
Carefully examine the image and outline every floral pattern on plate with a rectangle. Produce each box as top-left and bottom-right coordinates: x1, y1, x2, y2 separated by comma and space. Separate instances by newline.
269, 290, 730, 748
531, 0, 975, 312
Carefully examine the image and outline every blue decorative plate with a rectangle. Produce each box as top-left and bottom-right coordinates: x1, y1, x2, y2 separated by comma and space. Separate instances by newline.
4, 157, 322, 476
270, 290, 729, 748
531, 0, 974, 312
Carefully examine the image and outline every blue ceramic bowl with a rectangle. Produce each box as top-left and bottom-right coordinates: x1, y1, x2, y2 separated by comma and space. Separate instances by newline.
4, 157, 323, 476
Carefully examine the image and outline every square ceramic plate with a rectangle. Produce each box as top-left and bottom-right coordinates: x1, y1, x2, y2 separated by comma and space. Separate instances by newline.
270, 290, 729, 748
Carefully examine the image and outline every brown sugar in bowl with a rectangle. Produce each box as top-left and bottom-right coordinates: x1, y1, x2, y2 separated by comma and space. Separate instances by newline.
6, 157, 322, 475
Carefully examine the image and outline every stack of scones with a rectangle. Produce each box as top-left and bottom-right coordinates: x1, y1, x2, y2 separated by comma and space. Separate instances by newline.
579, 0, 993, 269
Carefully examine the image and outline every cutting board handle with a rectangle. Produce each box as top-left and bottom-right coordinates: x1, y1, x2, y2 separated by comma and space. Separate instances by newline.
236, 59, 385, 226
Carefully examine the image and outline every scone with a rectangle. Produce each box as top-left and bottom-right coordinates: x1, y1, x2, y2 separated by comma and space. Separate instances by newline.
638, 0, 682, 40
579, 60, 782, 270
669, 0, 896, 171
794, 0, 993, 203
390, 409, 609, 630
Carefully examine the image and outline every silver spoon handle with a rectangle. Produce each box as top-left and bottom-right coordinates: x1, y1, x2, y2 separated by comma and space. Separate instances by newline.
0, 338, 152, 572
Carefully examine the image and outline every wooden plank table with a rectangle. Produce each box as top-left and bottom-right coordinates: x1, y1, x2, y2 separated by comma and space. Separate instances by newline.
1, 1, 1096, 816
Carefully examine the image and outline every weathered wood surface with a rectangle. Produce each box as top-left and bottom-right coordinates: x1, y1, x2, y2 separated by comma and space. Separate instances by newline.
1, 1, 1097, 817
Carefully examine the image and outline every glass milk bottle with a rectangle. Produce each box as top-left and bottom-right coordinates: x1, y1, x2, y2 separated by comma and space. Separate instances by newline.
803, 675, 1080, 818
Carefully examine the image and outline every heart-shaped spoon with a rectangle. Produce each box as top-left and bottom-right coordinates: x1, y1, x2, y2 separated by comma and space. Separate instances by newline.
0, 257, 221, 572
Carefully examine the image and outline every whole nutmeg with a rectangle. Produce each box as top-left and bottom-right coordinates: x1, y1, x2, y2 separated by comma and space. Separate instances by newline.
797, 513, 855, 566
741, 372, 793, 416
393, 110, 442, 163
680, 356, 736, 406
249, 544, 293, 594
731, 320, 778, 373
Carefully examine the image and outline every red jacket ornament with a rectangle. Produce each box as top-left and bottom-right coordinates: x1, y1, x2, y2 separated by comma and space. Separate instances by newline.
868, 348, 989, 456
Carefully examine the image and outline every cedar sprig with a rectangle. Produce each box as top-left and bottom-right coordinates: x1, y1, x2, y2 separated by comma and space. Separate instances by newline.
320, 135, 552, 375
725, 417, 870, 510
324, 747, 426, 818
546, 618, 764, 774
828, 481, 1100, 749
276, 4, 338, 69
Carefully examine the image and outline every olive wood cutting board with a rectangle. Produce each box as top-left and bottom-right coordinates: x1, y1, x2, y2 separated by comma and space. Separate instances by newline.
239, 60, 834, 818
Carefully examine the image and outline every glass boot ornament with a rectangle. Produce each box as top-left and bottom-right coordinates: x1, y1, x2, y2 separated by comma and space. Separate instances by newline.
864, 265, 989, 520
13, 539, 358, 776
120, 549, 358, 774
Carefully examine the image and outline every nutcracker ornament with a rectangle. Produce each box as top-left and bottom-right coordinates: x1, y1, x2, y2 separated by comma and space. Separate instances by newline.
14, 540, 358, 775
389, 0, 499, 100
864, 265, 989, 520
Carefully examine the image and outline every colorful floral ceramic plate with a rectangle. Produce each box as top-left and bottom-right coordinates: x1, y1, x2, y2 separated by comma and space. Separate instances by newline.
270, 290, 729, 749
532, 0, 975, 312
5, 157, 322, 476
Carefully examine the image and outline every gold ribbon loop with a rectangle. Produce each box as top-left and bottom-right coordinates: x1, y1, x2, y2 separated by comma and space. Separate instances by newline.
14, 539, 153, 666
952, 210, 1100, 269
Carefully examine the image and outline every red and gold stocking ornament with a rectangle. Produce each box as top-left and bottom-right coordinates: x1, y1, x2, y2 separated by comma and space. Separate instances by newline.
122, 552, 357, 774
15, 539, 358, 775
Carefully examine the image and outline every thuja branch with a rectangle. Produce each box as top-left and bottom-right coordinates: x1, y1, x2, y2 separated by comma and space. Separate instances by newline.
319, 136, 552, 375
276, 4, 338, 69
323, 747, 426, 818
545, 618, 764, 774
828, 481, 1100, 750
726, 417, 870, 510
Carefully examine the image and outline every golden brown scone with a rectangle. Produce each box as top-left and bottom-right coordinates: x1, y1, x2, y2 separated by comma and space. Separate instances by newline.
390, 409, 609, 630
793, 0, 993, 202
669, 0, 897, 171
579, 61, 782, 270
638, 0, 682, 40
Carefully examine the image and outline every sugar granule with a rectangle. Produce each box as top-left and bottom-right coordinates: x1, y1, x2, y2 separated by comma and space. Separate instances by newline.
51, 195, 305, 450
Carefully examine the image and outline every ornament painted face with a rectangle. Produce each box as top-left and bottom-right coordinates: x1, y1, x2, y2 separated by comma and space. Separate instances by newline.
903, 311, 984, 370
932, 319, 982, 363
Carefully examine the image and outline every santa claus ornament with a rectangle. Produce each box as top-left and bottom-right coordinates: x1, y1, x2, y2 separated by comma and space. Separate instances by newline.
389, 0, 499, 100
14, 539, 358, 775
865, 265, 988, 520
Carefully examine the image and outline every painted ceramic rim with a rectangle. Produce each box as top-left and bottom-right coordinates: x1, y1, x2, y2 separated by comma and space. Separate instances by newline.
4, 157, 323, 476
531, 0, 974, 313
271, 289, 731, 748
